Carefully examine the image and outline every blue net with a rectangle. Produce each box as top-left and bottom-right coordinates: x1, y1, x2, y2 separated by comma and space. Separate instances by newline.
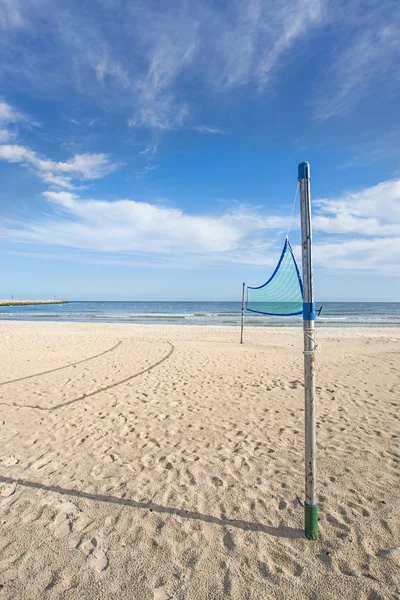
246, 239, 303, 316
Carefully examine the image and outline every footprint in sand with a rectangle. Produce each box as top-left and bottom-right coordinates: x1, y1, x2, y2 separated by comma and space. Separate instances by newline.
103, 454, 115, 464
153, 586, 173, 600
377, 546, 400, 567
88, 549, 109, 573
0, 456, 19, 466
53, 501, 79, 539
80, 538, 109, 573
0, 482, 16, 497
54, 513, 72, 538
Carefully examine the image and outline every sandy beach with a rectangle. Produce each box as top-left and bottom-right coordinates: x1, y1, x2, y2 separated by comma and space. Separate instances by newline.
0, 321, 399, 600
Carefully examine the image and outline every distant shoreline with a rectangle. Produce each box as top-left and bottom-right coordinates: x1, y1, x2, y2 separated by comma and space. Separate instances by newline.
0, 299, 67, 307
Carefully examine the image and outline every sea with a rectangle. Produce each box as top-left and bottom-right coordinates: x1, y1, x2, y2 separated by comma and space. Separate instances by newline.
0, 302, 399, 327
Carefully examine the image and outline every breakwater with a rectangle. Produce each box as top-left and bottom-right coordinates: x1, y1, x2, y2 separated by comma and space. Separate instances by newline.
0, 299, 66, 307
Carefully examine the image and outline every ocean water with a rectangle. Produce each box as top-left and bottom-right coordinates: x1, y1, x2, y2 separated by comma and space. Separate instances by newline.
0, 301, 399, 327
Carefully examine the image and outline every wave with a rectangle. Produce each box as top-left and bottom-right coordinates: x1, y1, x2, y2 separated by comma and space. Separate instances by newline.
1, 301, 399, 328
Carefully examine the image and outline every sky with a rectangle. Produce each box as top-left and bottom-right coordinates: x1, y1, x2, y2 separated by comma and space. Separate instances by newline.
0, 0, 399, 302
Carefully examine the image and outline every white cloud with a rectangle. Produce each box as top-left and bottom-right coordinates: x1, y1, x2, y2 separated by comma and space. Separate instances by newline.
39, 172, 76, 189
0, 100, 33, 142
0, 102, 18, 122
0, 144, 36, 162
314, 238, 400, 274
0, 100, 36, 127
0, 129, 11, 143
191, 125, 226, 135
0, 144, 120, 188
313, 179, 400, 237
1, 190, 288, 261
310, 178, 400, 273
138, 144, 158, 158
1, 177, 399, 274
209, 0, 324, 90
0, 0, 326, 132
134, 165, 159, 178
131, 100, 190, 132
0, 0, 25, 29
94, 55, 131, 88
2, 1, 398, 128
44, 190, 75, 208
313, 0, 400, 119
126, 0, 325, 130
55, 153, 120, 180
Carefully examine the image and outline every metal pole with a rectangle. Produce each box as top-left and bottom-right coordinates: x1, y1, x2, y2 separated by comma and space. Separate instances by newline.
240, 282, 245, 344
298, 161, 318, 540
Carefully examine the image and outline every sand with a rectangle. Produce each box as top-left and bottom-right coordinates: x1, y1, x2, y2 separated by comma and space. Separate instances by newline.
0, 321, 399, 600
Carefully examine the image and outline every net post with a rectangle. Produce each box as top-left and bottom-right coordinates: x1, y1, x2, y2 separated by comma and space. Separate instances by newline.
298, 161, 318, 540
240, 282, 245, 344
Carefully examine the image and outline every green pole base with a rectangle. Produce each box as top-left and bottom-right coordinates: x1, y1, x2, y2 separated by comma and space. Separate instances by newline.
304, 503, 318, 540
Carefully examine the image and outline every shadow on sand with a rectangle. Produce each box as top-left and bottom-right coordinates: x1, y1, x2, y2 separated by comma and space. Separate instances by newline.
0, 340, 123, 386
0, 474, 304, 540
0, 342, 175, 412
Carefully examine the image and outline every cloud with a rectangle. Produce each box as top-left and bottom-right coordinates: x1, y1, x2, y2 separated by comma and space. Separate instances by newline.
134, 165, 159, 178
310, 178, 400, 273
314, 238, 400, 274
0, 144, 36, 162
55, 153, 120, 180
138, 144, 158, 158
313, 179, 400, 237
0, 100, 33, 142
0, 0, 25, 29
1, 176, 399, 274
0, 144, 120, 188
313, 0, 400, 119
0, 129, 11, 143
126, 0, 325, 130
210, 0, 324, 90
130, 100, 190, 132
191, 125, 226, 135
1, 190, 288, 263
0, 0, 325, 132
43, 190, 75, 208
2, 1, 398, 129
0, 100, 37, 128
0, 101, 19, 122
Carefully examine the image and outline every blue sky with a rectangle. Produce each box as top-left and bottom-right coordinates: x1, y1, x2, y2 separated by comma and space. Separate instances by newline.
0, 0, 399, 301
